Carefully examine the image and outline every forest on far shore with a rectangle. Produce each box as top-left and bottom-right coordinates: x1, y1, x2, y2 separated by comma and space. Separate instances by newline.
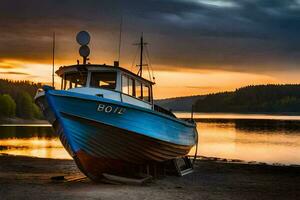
156, 84, 300, 113
2, 79, 300, 118
0, 79, 43, 119
194, 84, 300, 113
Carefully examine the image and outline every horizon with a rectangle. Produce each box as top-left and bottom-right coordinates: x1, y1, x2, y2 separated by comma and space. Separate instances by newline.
1, 0, 300, 98
2, 78, 300, 100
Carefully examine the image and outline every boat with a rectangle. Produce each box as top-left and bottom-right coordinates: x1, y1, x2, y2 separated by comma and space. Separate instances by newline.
35, 31, 198, 181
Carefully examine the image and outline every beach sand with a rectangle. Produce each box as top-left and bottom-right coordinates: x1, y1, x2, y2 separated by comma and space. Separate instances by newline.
0, 155, 299, 200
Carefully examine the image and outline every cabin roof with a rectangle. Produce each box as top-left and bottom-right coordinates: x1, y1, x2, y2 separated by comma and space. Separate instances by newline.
56, 64, 155, 85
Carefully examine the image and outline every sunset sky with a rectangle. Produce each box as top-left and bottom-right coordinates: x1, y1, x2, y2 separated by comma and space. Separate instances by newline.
0, 0, 300, 99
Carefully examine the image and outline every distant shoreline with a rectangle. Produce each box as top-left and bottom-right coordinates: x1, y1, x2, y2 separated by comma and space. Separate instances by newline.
0, 118, 49, 125
174, 111, 300, 115
2, 112, 300, 125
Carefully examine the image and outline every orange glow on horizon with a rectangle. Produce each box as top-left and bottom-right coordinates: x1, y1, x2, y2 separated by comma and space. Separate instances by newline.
1, 58, 299, 99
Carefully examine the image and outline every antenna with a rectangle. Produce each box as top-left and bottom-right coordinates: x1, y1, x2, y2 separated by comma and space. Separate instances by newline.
52, 32, 55, 88
117, 15, 123, 63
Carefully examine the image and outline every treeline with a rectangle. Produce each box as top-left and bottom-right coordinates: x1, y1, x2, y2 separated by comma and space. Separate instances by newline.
155, 95, 204, 111
0, 79, 43, 119
195, 84, 300, 113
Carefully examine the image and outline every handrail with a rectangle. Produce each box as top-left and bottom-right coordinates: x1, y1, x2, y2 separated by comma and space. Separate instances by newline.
154, 104, 176, 118
120, 92, 123, 103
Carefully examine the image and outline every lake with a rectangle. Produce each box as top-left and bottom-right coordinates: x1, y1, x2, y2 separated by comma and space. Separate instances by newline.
1, 113, 300, 165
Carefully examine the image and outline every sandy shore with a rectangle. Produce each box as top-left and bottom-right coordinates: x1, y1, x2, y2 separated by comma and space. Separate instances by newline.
0, 155, 299, 200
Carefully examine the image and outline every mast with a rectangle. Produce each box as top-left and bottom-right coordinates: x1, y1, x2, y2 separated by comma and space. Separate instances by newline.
139, 34, 143, 76
137, 33, 147, 77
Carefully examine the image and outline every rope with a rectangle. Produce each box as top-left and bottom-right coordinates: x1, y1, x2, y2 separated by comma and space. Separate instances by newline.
192, 125, 199, 167
131, 46, 139, 72
146, 65, 151, 81
145, 46, 155, 82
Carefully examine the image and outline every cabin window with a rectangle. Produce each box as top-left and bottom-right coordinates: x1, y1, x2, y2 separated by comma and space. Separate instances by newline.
128, 78, 134, 96
63, 72, 87, 90
90, 72, 116, 89
63, 79, 70, 90
135, 81, 142, 99
122, 75, 128, 94
122, 75, 134, 95
122, 74, 151, 103
142, 84, 150, 102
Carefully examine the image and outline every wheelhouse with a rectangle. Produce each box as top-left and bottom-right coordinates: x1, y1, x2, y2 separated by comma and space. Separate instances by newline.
56, 64, 154, 109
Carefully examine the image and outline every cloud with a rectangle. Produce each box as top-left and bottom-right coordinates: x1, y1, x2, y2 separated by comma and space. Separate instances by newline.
185, 86, 218, 89
0, 65, 15, 69
0, 71, 29, 75
179, 0, 240, 8
0, 59, 25, 69
0, 0, 299, 73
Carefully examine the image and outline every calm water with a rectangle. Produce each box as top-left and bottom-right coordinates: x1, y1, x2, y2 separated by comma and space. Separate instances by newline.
1, 113, 300, 165
0, 125, 70, 159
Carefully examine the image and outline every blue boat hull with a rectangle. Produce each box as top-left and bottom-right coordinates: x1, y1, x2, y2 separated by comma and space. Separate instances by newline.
36, 89, 197, 179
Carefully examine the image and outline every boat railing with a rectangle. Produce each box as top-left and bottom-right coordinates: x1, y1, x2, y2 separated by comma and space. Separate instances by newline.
154, 104, 177, 118
120, 92, 123, 102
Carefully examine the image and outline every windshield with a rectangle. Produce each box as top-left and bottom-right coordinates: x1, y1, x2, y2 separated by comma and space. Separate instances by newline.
63, 72, 87, 90
90, 72, 117, 89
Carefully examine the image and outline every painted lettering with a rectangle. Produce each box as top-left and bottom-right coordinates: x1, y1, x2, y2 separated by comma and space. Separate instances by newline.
97, 103, 125, 115
105, 106, 113, 113
97, 104, 105, 112
118, 108, 126, 115
113, 107, 119, 113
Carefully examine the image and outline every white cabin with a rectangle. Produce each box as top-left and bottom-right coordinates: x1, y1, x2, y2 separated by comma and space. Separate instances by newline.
56, 64, 155, 109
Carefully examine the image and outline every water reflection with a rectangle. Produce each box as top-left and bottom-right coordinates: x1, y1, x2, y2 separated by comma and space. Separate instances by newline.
189, 120, 300, 165
0, 138, 70, 159
1, 114, 300, 165
176, 112, 300, 120
0, 125, 53, 139
0, 125, 71, 159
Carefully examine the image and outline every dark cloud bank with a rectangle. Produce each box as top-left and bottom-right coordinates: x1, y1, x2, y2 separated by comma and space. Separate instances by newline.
0, 0, 300, 73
